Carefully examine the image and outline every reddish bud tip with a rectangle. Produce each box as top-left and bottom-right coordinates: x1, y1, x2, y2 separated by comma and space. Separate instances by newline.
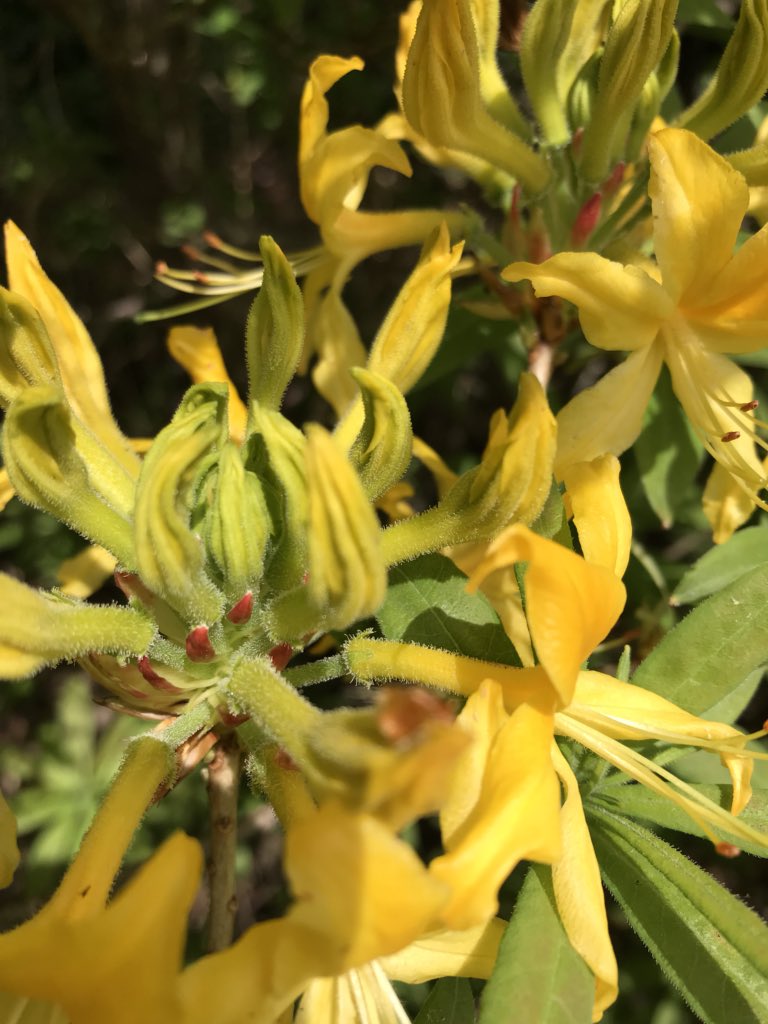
269, 643, 293, 671
721, 431, 741, 443
186, 625, 216, 662
740, 400, 759, 412
715, 842, 741, 859
114, 570, 138, 598
571, 193, 602, 248
301, 570, 310, 585
274, 748, 299, 771
226, 591, 253, 624
219, 708, 250, 727
603, 161, 626, 197
137, 656, 183, 694
571, 127, 584, 158
509, 184, 521, 222
124, 686, 149, 701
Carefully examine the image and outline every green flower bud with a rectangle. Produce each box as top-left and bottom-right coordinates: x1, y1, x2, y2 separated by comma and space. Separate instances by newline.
245, 235, 304, 416
134, 382, 229, 624
244, 403, 308, 592
0, 572, 155, 680
676, 0, 768, 142
3, 385, 136, 565
727, 141, 768, 187
205, 441, 271, 598
268, 425, 385, 641
0, 288, 59, 406
579, 0, 677, 182
401, 0, 551, 194
347, 367, 413, 502
381, 373, 556, 565
520, 0, 576, 145
567, 51, 601, 134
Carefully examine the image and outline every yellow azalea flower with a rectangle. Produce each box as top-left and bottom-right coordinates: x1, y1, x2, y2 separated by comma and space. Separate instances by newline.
504, 128, 768, 511
166, 325, 248, 442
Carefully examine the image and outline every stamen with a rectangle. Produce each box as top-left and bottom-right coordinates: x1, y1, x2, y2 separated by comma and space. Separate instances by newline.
721, 431, 741, 442
715, 842, 741, 858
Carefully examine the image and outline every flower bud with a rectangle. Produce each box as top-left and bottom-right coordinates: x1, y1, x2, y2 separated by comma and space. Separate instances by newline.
520, 0, 574, 145
244, 404, 308, 591
0, 572, 155, 680
134, 383, 228, 624
346, 368, 413, 502
245, 235, 304, 415
268, 426, 385, 641
579, 0, 677, 182
3, 385, 136, 566
205, 441, 271, 599
0, 288, 58, 406
676, 0, 768, 141
401, 0, 551, 193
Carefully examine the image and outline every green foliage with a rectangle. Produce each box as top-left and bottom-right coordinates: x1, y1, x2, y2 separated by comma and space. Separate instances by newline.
589, 807, 768, 1024
671, 525, 768, 606
413, 978, 475, 1024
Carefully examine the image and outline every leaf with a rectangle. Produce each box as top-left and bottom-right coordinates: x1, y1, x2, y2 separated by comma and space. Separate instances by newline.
589, 807, 768, 1024
377, 553, 521, 666
413, 978, 476, 1024
591, 784, 768, 857
631, 563, 768, 715
478, 867, 593, 1024
634, 368, 703, 529
671, 526, 768, 606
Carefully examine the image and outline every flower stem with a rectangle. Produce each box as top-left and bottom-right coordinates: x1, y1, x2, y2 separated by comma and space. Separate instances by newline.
206, 733, 242, 952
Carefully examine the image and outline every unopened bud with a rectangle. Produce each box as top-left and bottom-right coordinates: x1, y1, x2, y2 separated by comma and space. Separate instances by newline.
345, 368, 413, 502
226, 591, 254, 625
186, 625, 216, 662
269, 643, 293, 671
137, 656, 183, 694
571, 193, 602, 248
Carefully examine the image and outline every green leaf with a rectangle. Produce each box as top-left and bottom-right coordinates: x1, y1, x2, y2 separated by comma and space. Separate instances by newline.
631, 563, 768, 715
634, 368, 703, 529
478, 866, 593, 1024
413, 978, 476, 1024
377, 553, 521, 666
671, 526, 768, 606
591, 784, 768, 857
589, 807, 768, 1024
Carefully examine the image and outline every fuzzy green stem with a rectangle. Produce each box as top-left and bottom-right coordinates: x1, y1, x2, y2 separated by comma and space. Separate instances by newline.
283, 655, 346, 688
227, 657, 321, 772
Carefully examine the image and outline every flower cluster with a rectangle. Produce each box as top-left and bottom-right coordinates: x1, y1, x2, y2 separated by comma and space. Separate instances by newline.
3, 2, 768, 1023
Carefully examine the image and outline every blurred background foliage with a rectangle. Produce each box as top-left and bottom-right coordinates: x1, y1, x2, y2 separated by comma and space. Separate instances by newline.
0, 2, 766, 1021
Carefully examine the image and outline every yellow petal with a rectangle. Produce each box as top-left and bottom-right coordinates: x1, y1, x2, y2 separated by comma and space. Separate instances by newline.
648, 129, 749, 306
56, 544, 117, 599
503, 254, 672, 351
299, 55, 366, 184
562, 456, 632, 577
0, 789, 19, 889
379, 918, 506, 983
166, 325, 248, 443
412, 436, 458, 497
570, 671, 754, 815
554, 342, 664, 478
286, 802, 449, 971
662, 326, 766, 496
702, 461, 757, 543
4, 222, 137, 475
468, 525, 626, 707
309, 285, 366, 416
430, 693, 562, 930
0, 468, 14, 511
551, 746, 618, 1021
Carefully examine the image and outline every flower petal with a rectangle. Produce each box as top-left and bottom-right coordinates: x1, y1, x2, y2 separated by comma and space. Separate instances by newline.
430, 690, 561, 930
551, 746, 618, 1021
468, 525, 626, 707
503, 254, 672, 351
562, 455, 632, 578
56, 544, 117, 599
166, 326, 248, 443
648, 129, 749, 305
554, 342, 664, 478
379, 919, 506, 983
702, 461, 757, 544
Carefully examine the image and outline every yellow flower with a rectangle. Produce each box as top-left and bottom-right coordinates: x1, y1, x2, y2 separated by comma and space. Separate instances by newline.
504, 128, 768, 515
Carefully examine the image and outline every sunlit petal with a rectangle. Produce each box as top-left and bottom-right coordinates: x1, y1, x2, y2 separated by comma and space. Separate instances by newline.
563, 456, 632, 578
554, 342, 664, 478
379, 918, 506, 983
503, 254, 672, 351
702, 461, 758, 543
648, 129, 749, 305
56, 545, 117, 599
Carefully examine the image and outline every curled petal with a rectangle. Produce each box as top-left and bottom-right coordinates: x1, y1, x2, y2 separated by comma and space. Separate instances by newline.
563, 456, 632, 578
378, 918, 506, 983
503, 254, 672, 352
702, 461, 757, 544
167, 326, 248, 443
